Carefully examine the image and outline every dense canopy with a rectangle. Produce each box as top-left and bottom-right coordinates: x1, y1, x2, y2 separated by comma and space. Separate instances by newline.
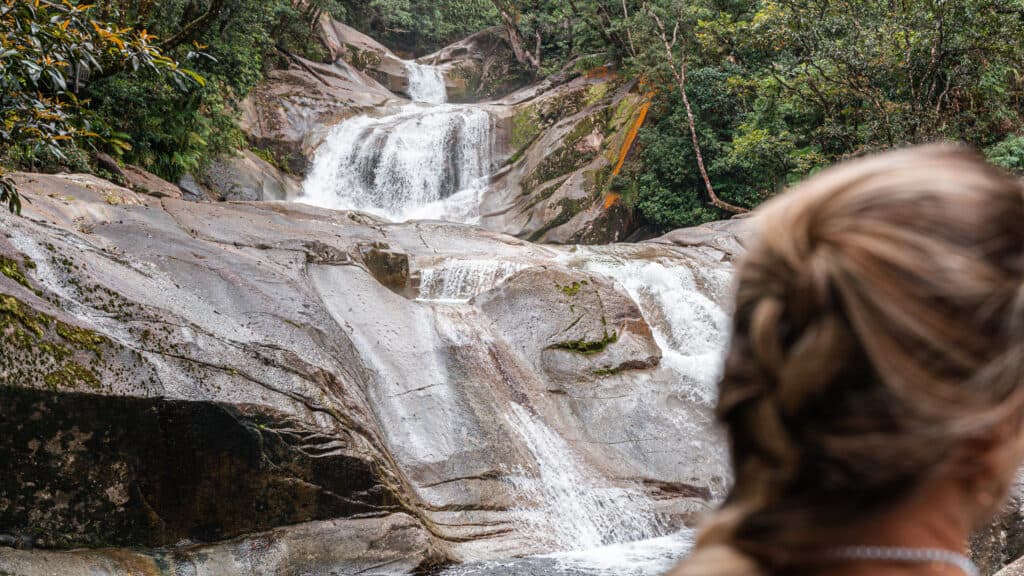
2, 0, 1022, 226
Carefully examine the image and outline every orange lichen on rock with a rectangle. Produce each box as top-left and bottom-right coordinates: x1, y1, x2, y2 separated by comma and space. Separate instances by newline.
612, 93, 654, 178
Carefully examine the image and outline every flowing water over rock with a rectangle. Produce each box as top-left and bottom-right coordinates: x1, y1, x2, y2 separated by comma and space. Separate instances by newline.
0, 174, 740, 576
300, 62, 496, 222
434, 532, 694, 576
504, 403, 667, 550
582, 253, 733, 407
405, 61, 449, 104
417, 259, 527, 302
0, 50, 739, 576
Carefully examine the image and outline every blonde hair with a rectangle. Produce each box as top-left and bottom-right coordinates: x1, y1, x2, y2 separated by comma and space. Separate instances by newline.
674, 145, 1024, 575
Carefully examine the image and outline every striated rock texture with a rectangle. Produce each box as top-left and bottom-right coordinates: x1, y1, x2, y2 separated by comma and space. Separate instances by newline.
236, 53, 398, 175
0, 172, 744, 574
476, 268, 661, 384
477, 70, 652, 244
195, 150, 302, 202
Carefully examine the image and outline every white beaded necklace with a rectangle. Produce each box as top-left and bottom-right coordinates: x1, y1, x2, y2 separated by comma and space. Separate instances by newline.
827, 546, 980, 576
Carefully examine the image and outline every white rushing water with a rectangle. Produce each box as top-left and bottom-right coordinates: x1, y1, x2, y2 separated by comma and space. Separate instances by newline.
417, 260, 527, 302
299, 61, 495, 222
585, 255, 732, 406
434, 531, 694, 576
505, 403, 668, 551
405, 60, 448, 104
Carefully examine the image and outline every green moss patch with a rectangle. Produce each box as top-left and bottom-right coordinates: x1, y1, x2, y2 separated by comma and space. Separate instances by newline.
0, 255, 33, 290
556, 280, 589, 297
1, 295, 109, 391
551, 330, 618, 355
527, 197, 585, 242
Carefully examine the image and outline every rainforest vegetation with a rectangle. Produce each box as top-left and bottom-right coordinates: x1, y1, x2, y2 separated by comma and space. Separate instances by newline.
2, 0, 1023, 228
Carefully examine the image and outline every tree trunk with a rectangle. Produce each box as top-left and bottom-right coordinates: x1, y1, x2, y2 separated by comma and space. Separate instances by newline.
160, 0, 226, 51
648, 7, 748, 215
676, 59, 748, 214
492, 2, 541, 70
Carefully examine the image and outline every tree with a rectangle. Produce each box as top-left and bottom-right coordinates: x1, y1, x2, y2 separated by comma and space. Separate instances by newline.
0, 0, 200, 213
643, 2, 748, 214
490, 0, 543, 70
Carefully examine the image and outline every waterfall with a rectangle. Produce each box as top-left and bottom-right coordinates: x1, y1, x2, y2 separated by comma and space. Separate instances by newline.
417, 260, 526, 302
585, 256, 731, 406
505, 403, 667, 551
404, 61, 448, 104
300, 104, 493, 222
299, 62, 495, 223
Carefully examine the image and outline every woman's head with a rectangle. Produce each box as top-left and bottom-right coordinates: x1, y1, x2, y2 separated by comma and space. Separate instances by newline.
680, 144, 1024, 574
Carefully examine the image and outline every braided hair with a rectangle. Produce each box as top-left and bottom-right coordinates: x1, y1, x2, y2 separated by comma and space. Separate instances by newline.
673, 145, 1024, 575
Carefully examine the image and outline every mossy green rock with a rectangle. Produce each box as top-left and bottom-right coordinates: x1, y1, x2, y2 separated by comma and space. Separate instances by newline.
475, 267, 661, 385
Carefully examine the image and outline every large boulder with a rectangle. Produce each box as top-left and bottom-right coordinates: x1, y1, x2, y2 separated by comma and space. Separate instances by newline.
0, 513, 440, 575
195, 150, 302, 202
0, 174, 444, 570
480, 71, 652, 244
120, 165, 183, 200
475, 267, 661, 385
237, 54, 398, 175
319, 17, 415, 97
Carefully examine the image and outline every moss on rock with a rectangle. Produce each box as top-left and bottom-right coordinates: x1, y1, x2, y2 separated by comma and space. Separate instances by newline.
0, 295, 109, 392
0, 255, 33, 290
551, 329, 619, 355
527, 198, 585, 242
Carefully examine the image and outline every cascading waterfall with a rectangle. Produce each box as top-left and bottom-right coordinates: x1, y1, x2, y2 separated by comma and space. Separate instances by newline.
505, 403, 667, 551
294, 50, 726, 575
417, 260, 526, 302
299, 61, 495, 222
405, 61, 448, 104
585, 255, 732, 406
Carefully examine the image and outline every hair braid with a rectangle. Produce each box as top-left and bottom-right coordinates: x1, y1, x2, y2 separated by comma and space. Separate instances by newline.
672, 145, 1024, 576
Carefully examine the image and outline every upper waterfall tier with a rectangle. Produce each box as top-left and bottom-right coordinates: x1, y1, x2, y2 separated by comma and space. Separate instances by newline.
404, 61, 448, 104
300, 104, 494, 222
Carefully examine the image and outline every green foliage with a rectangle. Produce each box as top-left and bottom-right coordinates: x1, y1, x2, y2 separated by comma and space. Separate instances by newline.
5, 0, 1021, 228
986, 135, 1024, 174
353, 0, 500, 55
612, 0, 1024, 230
88, 74, 243, 181
0, 0, 199, 210
0, 169, 19, 214
75, 0, 347, 180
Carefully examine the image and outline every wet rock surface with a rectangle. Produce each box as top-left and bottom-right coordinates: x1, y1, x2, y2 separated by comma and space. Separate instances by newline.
0, 389, 390, 548
0, 173, 744, 573
476, 268, 661, 384
480, 72, 652, 244
195, 150, 302, 202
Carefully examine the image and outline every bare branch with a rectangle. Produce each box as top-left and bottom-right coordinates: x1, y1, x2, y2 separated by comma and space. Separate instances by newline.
644, 3, 749, 215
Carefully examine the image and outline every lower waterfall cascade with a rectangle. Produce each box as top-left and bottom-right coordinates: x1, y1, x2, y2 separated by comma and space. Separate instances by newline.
504, 403, 667, 551
381, 247, 732, 574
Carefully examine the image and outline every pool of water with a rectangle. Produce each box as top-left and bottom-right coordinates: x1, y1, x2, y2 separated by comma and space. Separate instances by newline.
428, 531, 693, 576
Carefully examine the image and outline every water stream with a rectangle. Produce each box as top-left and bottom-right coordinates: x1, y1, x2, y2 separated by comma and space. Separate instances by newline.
300, 61, 495, 222
295, 62, 722, 575
505, 403, 667, 551
417, 260, 527, 302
